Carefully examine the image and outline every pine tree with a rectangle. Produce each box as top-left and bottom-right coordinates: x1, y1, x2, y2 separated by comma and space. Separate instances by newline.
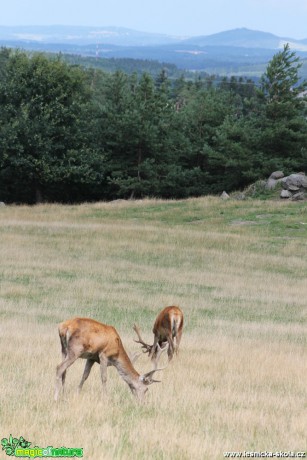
257, 44, 307, 173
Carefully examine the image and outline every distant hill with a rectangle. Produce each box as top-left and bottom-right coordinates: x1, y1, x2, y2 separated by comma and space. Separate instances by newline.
184, 28, 296, 49
183, 28, 307, 53
0, 25, 184, 46
1, 25, 306, 49
1, 25, 307, 76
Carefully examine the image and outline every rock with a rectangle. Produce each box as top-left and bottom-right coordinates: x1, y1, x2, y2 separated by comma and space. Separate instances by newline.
0, 202, 5, 207
266, 171, 284, 189
266, 178, 277, 190
288, 184, 300, 191
282, 174, 307, 190
269, 171, 284, 180
220, 191, 230, 200
291, 192, 305, 201
242, 171, 306, 201
280, 190, 292, 199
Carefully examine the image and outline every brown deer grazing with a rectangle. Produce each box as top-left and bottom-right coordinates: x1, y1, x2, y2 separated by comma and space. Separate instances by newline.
133, 306, 184, 361
54, 317, 166, 402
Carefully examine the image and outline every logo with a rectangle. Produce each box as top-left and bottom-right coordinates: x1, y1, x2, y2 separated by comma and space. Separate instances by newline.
1, 435, 83, 458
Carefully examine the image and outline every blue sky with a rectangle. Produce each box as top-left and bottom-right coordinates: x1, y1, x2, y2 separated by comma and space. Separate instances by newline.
2, 0, 307, 39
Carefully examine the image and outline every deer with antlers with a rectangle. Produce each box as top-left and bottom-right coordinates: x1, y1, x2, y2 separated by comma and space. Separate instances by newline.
133, 306, 184, 361
54, 317, 166, 402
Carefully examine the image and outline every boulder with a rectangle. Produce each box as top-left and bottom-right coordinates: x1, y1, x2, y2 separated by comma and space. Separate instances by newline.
269, 171, 284, 180
280, 190, 292, 199
266, 171, 284, 189
282, 173, 307, 190
220, 191, 230, 200
291, 192, 305, 201
266, 178, 278, 190
263, 171, 307, 200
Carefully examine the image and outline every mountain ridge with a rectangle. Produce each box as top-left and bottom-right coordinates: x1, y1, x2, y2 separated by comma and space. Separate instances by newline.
0, 25, 306, 49
0, 25, 185, 46
1, 26, 307, 75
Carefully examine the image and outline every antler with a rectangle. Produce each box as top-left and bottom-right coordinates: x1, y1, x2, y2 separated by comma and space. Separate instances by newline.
141, 343, 168, 384
129, 351, 142, 364
133, 324, 152, 355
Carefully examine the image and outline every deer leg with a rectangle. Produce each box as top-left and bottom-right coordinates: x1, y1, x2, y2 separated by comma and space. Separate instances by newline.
54, 354, 79, 401
78, 359, 95, 392
98, 353, 108, 391
167, 336, 175, 361
61, 356, 68, 387
149, 336, 159, 360
175, 329, 183, 355
59, 338, 68, 387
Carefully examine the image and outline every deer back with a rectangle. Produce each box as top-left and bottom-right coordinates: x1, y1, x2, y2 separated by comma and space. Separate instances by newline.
59, 317, 129, 361
152, 306, 183, 339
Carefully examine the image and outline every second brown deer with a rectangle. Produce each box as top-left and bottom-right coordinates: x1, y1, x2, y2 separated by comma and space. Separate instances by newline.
133, 306, 184, 361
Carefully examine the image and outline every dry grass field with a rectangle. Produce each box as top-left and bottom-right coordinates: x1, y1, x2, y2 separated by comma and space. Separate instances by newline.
0, 197, 306, 459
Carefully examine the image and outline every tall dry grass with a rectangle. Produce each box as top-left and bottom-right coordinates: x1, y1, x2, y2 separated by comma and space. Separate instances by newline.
0, 198, 306, 459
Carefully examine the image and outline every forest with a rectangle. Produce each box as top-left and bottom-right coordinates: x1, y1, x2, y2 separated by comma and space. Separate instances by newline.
0, 44, 306, 204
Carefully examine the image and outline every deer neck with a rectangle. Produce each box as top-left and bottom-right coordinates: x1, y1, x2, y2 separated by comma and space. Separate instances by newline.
112, 349, 141, 390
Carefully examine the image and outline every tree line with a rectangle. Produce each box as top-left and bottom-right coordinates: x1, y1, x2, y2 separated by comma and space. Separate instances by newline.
0, 45, 306, 203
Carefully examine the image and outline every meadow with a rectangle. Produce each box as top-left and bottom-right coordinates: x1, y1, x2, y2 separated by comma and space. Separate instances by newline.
0, 197, 306, 459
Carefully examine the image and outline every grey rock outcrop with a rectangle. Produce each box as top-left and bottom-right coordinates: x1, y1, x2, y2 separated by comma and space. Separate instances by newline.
280, 173, 307, 200
266, 171, 284, 190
